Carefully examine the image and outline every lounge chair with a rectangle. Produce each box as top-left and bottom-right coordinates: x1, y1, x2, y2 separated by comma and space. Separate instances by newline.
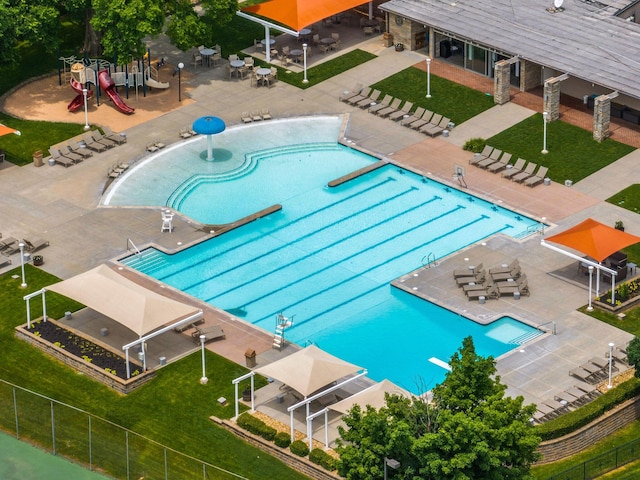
102, 126, 127, 144
339, 83, 364, 102
377, 97, 402, 117
498, 278, 530, 297
173, 317, 205, 332
192, 324, 225, 343
455, 270, 486, 286
345, 86, 372, 106
466, 285, 499, 301
23, 238, 50, 253
388, 101, 414, 121
0, 237, 19, 252
421, 116, 451, 137
68, 143, 93, 159
569, 367, 599, 383
241, 112, 253, 123
469, 145, 493, 165
400, 107, 426, 126
413, 112, 441, 130
82, 132, 108, 152
501, 158, 526, 179
57, 146, 84, 164
491, 265, 521, 281
368, 94, 393, 114
524, 166, 549, 187
511, 162, 537, 183
478, 152, 511, 170
408, 110, 434, 130
495, 273, 527, 290
251, 111, 263, 122
487, 153, 513, 173
356, 89, 381, 108
474, 148, 502, 169
48, 148, 74, 167
452, 262, 483, 278
179, 126, 193, 138
489, 259, 519, 275
0, 258, 12, 269
3, 241, 22, 255
146, 142, 159, 153
462, 280, 494, 293
91, 131, 117, 148
260, 108, 272, 120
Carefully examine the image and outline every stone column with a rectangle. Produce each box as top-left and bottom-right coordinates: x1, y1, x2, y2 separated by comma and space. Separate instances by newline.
593, 96, 611, 142
544, 78, 561, 122
494, 61, 511, 105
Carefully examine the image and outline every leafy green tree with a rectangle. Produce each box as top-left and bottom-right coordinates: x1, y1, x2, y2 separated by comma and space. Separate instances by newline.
627, 336, 640, 376
336, 337, 540, 480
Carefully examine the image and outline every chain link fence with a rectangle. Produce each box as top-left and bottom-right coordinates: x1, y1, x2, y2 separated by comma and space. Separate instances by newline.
0, 380, 248, 479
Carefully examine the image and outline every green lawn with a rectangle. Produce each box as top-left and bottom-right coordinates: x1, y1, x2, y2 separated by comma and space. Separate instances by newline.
0, 266, 308, 479
608, 184, 640, 214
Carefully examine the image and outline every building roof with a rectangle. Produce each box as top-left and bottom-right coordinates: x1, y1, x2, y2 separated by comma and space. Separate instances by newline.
379, 0, 640, 100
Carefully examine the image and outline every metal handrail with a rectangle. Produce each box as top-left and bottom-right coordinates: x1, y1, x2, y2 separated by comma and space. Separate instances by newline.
126, 238, 141, 255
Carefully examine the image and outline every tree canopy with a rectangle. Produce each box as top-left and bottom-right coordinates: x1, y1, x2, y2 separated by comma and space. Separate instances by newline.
336, 337, 540, 480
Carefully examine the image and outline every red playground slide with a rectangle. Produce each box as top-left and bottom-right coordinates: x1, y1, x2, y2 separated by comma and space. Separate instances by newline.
67, 78, 94, 112
97, 69, 135, 115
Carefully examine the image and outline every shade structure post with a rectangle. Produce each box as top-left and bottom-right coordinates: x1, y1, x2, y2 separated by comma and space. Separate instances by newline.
425, 58, 431, 98
542, 111, 549, 154
207, 135, 213, 161
302, 44, 308, 84
19, 242, 27, 288
200, 334, 208, 384
608, 342, 614, 388
265, 27, 271, 63
587, 266, 594, 311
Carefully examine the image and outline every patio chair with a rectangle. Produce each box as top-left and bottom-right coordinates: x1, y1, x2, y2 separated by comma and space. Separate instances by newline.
377, 98, 403, 117
408, 110, 435, 130
23, 238, 50, 253
512, 162, 538, 183
92, 130, 117, 149
103, 126, 127, 144
570, 367, 598, 384
524, 166, 549, 187
417, 113, 442, 131
466, 285, 499, 301
487, 152, 513, 173
501, 158, 526, 179
462, 280, 494, 293
477, 152, 511, 170
56, 146, 84, 164
0, 237, 19, 252
469, 145, 494, 165
173, 317, 205, 333
192, 54, 202, 68
339, 83, 364, 102
241, 112, 253, 123
388, 101, 414, 121
345, 86, 372, 105
251, 111, 263, 122
495, 273, 527, 290
179, 127, 193, 138
473, 148, 501, 168
498, 278, 530, 297
453, 262, 483, 278
146, 142, 159, 153
455, 270, 486, 286
421, 116, 451, 137
68, 143, 93, 158
368, 94, 393, 114
192, 324, 225, 343
48, 148, 74, 167
488, 259, 519, 276
253, 39, 264, 53
490, 264, 521, 281
355, 89, 381, 108
400, 107, 425, 126
81, 132, 107, 152
260, 108, 272, 120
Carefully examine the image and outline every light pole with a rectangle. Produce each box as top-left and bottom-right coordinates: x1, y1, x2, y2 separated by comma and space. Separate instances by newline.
425, 58, 432, 98
19, 242, 27, 288
302, 43, 309, 84
384, 457, 400, 480
82, 88, 90, 131
541, 111, 549, 154
177, 62, 184, 102
608, 342, 614, 389
200, 334, 208, 384
587, 266, 594, 311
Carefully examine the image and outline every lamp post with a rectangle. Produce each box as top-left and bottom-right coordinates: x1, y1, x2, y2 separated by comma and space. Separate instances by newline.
587, 265, 594, 311
177, 62, 184, 102
302, 43, 309, 84
82, 88, 90, 131
608, 342, 614, 389
541, 111, 549, 154
425, 58, 432, 98
19, 242, 27, 288
200, 334, 208, 384
384, 457, 400, 480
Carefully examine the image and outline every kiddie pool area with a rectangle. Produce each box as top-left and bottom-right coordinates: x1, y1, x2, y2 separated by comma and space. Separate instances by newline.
111, 115, 544, 394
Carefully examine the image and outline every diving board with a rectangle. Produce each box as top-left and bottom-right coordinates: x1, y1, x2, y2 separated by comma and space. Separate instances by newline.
429, 357, 452, 371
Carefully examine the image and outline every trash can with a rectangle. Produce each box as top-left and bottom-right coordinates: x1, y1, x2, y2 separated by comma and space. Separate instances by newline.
33, 150, 43, 167
33, 255, 44, 266
395, 43, 404, 52
245, 348, 257, 368
383, 32, 394, 47
65, 311, 72, 320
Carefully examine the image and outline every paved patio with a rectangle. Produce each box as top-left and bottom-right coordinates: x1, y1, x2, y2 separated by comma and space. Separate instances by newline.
2, 32, 639, 447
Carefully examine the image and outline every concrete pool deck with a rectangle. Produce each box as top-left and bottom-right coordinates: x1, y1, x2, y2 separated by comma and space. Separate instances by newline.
1, 34, 638, 444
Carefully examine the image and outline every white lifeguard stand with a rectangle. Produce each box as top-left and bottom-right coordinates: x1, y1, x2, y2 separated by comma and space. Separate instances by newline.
161, 211, 174, 232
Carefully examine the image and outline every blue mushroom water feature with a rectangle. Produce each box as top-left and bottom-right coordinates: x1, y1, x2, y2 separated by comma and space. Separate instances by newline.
192, 116, 226, 161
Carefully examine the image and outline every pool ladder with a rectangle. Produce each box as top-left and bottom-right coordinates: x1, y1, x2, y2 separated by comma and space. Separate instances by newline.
422, 252, 438, 269
273, 313, 295, 350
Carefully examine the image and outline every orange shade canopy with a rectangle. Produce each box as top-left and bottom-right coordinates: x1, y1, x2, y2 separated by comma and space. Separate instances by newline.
242, 0, 368, 32
545, 218, 640, 262
0, 124, 20, 137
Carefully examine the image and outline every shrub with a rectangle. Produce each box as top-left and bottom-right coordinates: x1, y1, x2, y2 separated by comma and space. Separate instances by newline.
274, 431, 291, 448
309, 448, 336, 471
237, 413, 277, 441
290, 439, 310, 457
462, 137, 486, 152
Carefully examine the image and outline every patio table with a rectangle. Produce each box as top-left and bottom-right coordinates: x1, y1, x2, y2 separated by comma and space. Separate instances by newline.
290, 49, 303, 63
199, 48, 215, 66
230, 59, 245, 78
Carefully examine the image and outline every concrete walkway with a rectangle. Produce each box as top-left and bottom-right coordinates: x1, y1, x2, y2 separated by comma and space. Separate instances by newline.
2, 32, 639, 446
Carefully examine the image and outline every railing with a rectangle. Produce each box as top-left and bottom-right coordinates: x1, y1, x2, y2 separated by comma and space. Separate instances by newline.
0, 379, 247, 480
421, 252, 438, 269
538, 321, 557, 335
546, 436, 640, 479
126, 238, 141, 255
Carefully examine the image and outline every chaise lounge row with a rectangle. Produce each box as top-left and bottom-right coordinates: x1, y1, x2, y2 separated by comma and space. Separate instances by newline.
47, 127, 126, 168
469, 146, 549, 187
453, 259, 530, 301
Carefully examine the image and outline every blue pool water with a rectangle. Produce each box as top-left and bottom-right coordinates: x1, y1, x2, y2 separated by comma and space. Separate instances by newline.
120, 125, 543, 394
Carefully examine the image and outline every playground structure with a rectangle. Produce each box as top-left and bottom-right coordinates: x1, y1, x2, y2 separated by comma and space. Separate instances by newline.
60, 54, 171, 115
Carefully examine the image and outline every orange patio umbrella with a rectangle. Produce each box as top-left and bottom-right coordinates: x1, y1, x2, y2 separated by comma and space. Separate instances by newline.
0, 124, 21, 137
544, 218, 640, 262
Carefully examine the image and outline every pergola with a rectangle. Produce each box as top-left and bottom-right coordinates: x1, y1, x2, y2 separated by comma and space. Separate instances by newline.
541, 218, 640, 302
24, 264, 203, 378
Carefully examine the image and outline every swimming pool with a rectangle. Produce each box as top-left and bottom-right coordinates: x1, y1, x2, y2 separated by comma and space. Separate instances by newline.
119, 117, 542, 394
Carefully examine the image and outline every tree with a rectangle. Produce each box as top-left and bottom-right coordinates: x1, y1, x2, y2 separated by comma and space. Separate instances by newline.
336, 337, 540, 480
627, 336, 640, 376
